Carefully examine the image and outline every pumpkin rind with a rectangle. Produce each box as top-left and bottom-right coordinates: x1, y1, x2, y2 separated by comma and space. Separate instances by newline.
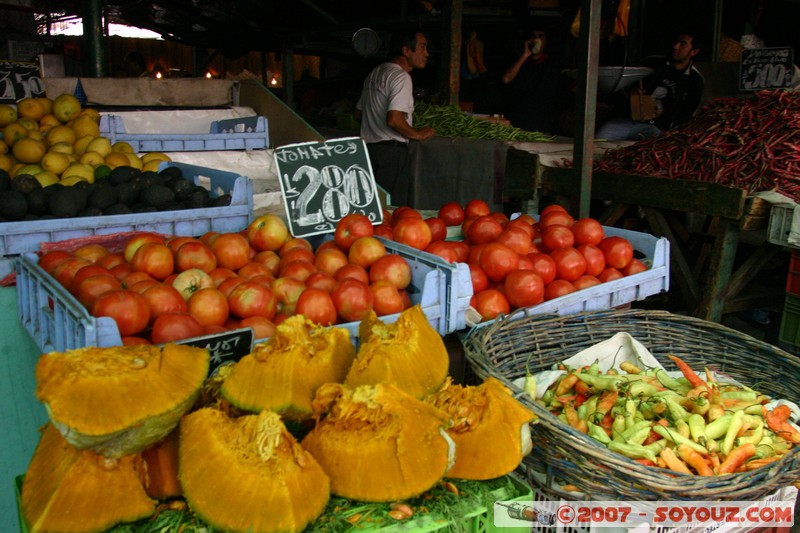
220, 315, 355, 419
346, 305, 448, 399
22, 423, 155, 533
301, 382, 454, 502
35, 343, 209, 458
427, 377, 536, 480
180, 407, 330, 533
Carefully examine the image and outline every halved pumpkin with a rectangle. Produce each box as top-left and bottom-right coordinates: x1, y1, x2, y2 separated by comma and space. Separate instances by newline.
21, 423, 155, 533
180, 407, 330, 533
220, 315, 355, 420
35, 343, 209, 458
346, 305, 448, 399
427, 377, 536, 480
301, 382, 454, 502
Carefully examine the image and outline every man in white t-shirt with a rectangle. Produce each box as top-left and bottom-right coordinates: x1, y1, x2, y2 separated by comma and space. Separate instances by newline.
355, 29, 436, 206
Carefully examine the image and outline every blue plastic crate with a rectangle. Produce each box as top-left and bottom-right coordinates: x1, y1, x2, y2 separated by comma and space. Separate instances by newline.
99, 114, 269, 152
0, 162, 252, 278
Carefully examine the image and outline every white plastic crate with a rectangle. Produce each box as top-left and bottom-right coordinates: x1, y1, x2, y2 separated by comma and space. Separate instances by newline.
0, 162, 253, 278
767, 203, 799, 250
99, 114, 269, 152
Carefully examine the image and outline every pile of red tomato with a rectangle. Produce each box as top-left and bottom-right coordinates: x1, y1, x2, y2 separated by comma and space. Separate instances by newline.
37, 213, 417, 345
373, 200, 647, 322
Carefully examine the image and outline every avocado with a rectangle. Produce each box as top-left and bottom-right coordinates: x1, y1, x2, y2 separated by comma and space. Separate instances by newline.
141, 184, 175, 209
11, 174, 42, 195
104, 203, 133, 216
25, 188, 50, 216
88, 186, 120, 210
172, 177, 195, 200
159, 165, 183, 181
78, 207, 104, 217
139, 171, 164, 189
0, 169, 9, 191
134, 205, 159, 213
109, 165, 141, 186
211, 193, 232, 207
116, 181, 141, 206
0, 190, 28, 220
49, 188, 83, 218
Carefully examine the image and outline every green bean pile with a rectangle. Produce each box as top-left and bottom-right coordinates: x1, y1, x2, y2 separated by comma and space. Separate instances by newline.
413, 101, 552, 142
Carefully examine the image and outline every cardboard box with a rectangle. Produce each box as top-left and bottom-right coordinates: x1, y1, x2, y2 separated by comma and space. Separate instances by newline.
630, 90, 660, 122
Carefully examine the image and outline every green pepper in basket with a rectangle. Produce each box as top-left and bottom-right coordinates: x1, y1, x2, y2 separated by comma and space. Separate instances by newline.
721, 410, 745, 456
652, 424, 709, 455
587, 421, 612, 444
575, 372, 622, 392
607, 441, 658, 464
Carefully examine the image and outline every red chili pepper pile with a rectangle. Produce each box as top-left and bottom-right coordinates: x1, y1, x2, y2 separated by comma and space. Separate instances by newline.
592, 90, 800, 201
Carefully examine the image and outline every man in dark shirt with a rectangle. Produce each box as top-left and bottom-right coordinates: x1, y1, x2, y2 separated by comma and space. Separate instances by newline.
501, 27, 562, 135
597, 30, 704, 141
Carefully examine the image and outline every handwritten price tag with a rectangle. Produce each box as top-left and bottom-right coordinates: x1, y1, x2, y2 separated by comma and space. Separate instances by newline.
176, 328, 255, 375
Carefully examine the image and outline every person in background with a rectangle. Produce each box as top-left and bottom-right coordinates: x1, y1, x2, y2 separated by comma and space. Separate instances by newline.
354, 28, 436, 206
596, 30, 705, 141
501, 25, 562, 135
123, 51, 151, 78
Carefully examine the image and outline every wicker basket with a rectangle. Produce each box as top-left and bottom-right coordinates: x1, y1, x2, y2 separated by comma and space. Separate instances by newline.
462, 308, 800, 501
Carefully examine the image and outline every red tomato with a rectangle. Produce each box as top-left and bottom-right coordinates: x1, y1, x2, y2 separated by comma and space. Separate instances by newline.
253, 250, 281, 276
305, 271, 338, 293
141, 283, 188, 323
199, 231, 219, 247
131, 243, 174, 281
75, 274, 122, 309
450, 241, 470, 263
296, 288, 338, 325
472, 289, 510, 321
279, 247, 315, 270
599, 236, 634, 269
247, 214, 290, 252
331, 278, 374, 323
171, 268, 215, 301
271, 276, 306, 314
52, 257, 92, 288
539, 210, 575, 229
239, 316, 277, 340
95, 252, 126, 271
370, 281, 406, 316
121, 271, 157, 290
174, 240, 217, 273
348, 236, 387, 268
464, 199, 491, 218
425, 217, 447, 242
314, 247, 350, 277
540, 224, 575, 252
466, 215, 503, 245
278, 259, 317, 283
124, 233, 166, 264
573, 275, 602, 290
577, 243, 606, 277
38, 250, 73, 274
391, 206, 422, 222
495, 227, 533, 255
208, 267, 238, 286
478, 242, 520, 282
92, 289, 151, 337
392, 217, 432, 251
461, 215, 479, 238
211, 232, 251, 271
237, 261, 275, 281
228, 280, 277, 320
166, 236, 198, 254
544, 279, 578, 300
279, 237, 314, 257
505, 218, 536, 240
571, 218, 605, 246
517, 254, 534, 270
128, 279, 160, 294
151, 312, 204, 344
374, 223, 394, 239
621, 258, 648, 276
369, 253, 411, 290
503, 269, 545, 309
425, 241, 459, 263
469, 263, 489, 294
122, 336, 151, 346
334, 263, 370, 285
467, 243, 486, 265
334, 213, 374, 251
598, 267, 625, 283
72, 243, 110, 263
549, 247, 587, 282
109, 263, 133, 281
539, 204, 568, 217
438, 202, 465, 226
69, 264, 114, 295
187, 287, 230, 327
218, 276, 245, 298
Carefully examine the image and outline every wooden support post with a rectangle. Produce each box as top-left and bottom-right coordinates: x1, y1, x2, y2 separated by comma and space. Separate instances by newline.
695, 218, 739, 321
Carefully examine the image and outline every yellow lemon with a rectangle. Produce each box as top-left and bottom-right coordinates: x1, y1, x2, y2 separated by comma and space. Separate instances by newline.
53, 94, 82, 123
71, 114, 100, 138
141, 151, 171, 163
111, 141, 135, 153
73, 134, 95, 155
3, 122, 28, 145
79, 150, 105, 166
0, 104, 18, 127
104, 151, 131, 169
62, 163, 95, 183
79, 108, 101, 123
16, 117, 39, 132
36, 97, 53, 116
0, 154, 16, 173
16, 98, 44, 121
85, 136, 112, 157
15, 163, 43, 176
39, 114, 61, 132
41, 151, 71, 175
0, 139, 7, 154
124, 152, 143, 170
10, 162, 26, 177
34, 171, 59, 187
142, 159, 165, 173
60, 175, 90, 187
48, 141, 74, 155
45, 124, 77, 147
26, 130, 43, 141
12, 137, 46, 164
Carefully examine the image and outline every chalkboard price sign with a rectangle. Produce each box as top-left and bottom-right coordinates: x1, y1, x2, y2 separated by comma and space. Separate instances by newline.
176, 328, 255, 376
0, 61, 45, 103
274, 137, 384, 238
739, 47, 794, 91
